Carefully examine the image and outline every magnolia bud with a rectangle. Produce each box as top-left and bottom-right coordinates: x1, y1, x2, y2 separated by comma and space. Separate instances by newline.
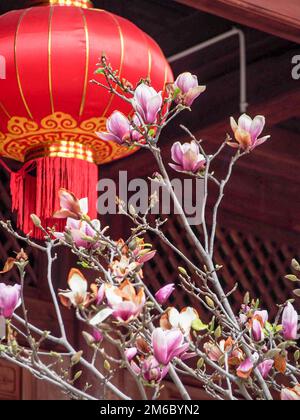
71, 351, 83, 366
178, 267, 188, 277
197, 358, 204, 369
205, 296, 215, 309
104, 360, 111, 371
30, 214, 42, 227
82, 332, 95, 347
214, 326, 222, 339
73, 371, 82, 382
292, 259, 300, 271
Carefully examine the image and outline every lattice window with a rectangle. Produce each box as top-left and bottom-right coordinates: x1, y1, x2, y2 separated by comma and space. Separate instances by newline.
0, 166, 39, 288
144, 216, 298, 318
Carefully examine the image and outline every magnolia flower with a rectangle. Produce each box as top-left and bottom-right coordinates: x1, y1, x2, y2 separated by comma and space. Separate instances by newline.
169, 141, 206, 173
249, 310, 269, 342
251, 316, 265, 342
236, 357, 254, 380
54, 217, 100, 249
141, 356, 169, 382
59, 269, 89, 308
0, 250, 28, 275
160, 306, 199, 335
110, 256, 140, 282
53, 189, 87, 220
282, 302, 298, 340
133, 83, 162, 124
281, 385, 300, 400
229, 114, 270, 151
105, 280, 145, 322
96, 283, 106, 305
174, 72, 206, 107
239, 304, 251, 325
204, 337, 243, 366
152, 327, 189, 365
253, 310, 268, 325
257, 360, 274, 379
0, 283, 21, 318
203, 342, 223, 363
155, 284, 175, 305
92, 328, 103, 343
125, 347, 138, 362
96, 111, 141, 145
132, 239, 156, 263
131, 356, 168, 383
117, 238, 156, 263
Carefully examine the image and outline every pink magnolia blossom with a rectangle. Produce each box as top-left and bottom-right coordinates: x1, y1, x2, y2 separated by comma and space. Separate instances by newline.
204, 337, 243, 366
96, 283, 106, 305
0, 283, 21, 319
155, 284, 175, 305
96, 111, 141, 145
136, 250, 156, 264
204, 342, 223, 363
152, 327, 189, 365
125, 347, 138, 362
54, 217, 100, 249
105, 280, 145, 323
141, 356, 169, 382
129, 238, 156, 264
281, 385, 300, 400
257, 360, 274, 379
236, 357, 254, 380
251, 317, 265, 342
110, 256, 140, 282
169, 141, 206, 173
282, 302, 299, 340
174, 72, 206, 107
53, 189, 87, 220
254, 310, 269, 325
92, 328, 103, 343
131, 356, 169, 383
133, 83, 162, 124
229, 114, 270, 151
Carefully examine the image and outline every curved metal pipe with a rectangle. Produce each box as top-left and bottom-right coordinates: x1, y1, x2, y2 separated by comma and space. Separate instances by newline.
168, 27, 248, 113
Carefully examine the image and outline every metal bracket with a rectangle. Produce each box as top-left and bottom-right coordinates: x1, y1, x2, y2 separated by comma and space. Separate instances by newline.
168, 27, 248, 113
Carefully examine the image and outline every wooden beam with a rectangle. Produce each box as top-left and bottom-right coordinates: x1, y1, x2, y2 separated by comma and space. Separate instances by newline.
176, 0, 300, 44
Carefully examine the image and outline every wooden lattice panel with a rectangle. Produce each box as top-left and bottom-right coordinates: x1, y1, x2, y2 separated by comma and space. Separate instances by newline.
0, 166, 39, 288
144, 217, 299, 318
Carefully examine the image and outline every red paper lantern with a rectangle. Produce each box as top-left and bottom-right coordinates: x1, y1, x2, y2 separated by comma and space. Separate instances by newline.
0, 0, 173, 237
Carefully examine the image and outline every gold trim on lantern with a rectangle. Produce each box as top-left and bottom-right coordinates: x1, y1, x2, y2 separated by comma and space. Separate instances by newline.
48, 6, 55, 114
101, 12, 125, 118
49, 0, 93, 7
0, 112, 139, 165
79, 8, 90, 117
15, 9, 34, 120
25, 140, 95, 163
28, 0, 94, 8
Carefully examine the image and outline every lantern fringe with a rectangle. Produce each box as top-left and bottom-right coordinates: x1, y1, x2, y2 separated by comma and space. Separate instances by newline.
10, 157, 98, 239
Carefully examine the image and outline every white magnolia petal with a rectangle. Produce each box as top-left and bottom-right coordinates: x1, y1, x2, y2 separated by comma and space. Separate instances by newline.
168, 307, 180, 328
68, 270, 88, 295
79, 198, 88, 214
105, 285, 123, 306
179, 307, 198, 333
89, 308, 114, 326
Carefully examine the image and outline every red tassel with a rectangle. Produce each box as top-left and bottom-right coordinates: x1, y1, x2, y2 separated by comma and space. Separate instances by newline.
10, 157, 98, 239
